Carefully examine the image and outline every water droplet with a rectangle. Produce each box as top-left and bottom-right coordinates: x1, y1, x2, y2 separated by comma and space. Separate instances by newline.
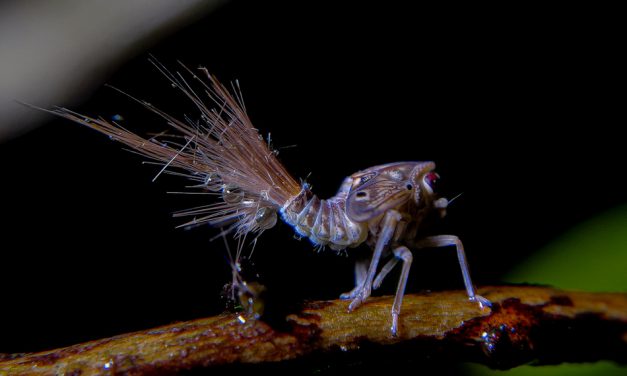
204, 173, 221, 191
255, 207, 277, 230
111, 114, 124, 121
205, 172, 219, 184
83, 118, 91, 123
222, 184, 244, 203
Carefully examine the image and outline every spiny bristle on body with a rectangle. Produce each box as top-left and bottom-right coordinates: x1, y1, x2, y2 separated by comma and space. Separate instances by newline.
40, 60, 302, 237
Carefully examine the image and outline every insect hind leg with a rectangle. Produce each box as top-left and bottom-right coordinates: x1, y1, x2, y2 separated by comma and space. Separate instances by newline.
340, 257, 369, 300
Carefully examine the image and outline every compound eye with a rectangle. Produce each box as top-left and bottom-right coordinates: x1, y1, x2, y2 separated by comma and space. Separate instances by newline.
424, 172, 440, 189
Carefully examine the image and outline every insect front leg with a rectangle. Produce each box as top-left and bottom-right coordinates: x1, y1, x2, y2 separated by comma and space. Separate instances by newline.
347, 210, 401, 312
386, 246, 412, 336
369, 245, 413, 335
413, 235, 492, 309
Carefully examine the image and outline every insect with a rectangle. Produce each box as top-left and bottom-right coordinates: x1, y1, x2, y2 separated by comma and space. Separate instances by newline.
35, 60, 490, 335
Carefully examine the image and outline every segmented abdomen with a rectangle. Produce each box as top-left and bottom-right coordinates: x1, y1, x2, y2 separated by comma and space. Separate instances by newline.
280, 187, 367, 251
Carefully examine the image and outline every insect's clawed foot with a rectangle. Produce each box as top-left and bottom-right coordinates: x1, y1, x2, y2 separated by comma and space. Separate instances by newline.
469, 294, 492, 310
372, 274, 385, 290
391, 312, 399, 337
339, 286, 361, 300
345, 286, 372, 312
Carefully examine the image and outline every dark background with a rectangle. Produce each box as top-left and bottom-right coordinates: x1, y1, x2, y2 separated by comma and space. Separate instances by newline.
0, 0, 624, 358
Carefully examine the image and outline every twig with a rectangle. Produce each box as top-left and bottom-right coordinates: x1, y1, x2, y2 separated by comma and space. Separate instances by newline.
1, 286, 626, 375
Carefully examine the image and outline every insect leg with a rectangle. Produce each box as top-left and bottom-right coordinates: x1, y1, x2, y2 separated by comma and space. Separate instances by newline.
413, 235, 492, 309
372, 257, 398, 290
348, 210, 401, 312
340, 257, 369, 300
389, 246, 412, 336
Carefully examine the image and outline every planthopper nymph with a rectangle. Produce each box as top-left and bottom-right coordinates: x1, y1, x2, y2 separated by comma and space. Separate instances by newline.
35, 60, 491, 335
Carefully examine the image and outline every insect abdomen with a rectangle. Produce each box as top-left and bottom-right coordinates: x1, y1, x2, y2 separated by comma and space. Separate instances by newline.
281, 189, 366, 250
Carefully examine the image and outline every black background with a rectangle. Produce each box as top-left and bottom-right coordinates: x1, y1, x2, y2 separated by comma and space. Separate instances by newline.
0, 1, 624, 359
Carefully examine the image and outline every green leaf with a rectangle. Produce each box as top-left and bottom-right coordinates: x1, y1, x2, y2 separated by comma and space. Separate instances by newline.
467, 204, 627, 375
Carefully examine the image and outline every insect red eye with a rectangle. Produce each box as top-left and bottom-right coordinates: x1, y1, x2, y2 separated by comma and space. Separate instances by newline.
424, 172, 440, 188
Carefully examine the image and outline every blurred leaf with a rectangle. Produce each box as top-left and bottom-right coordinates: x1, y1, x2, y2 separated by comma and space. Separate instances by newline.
466, 361, 625, 376
506, 204, 627, 291
467, 204, 627, 375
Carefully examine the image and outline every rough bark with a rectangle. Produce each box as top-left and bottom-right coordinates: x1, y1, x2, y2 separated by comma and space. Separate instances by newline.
1, 286, 626, 375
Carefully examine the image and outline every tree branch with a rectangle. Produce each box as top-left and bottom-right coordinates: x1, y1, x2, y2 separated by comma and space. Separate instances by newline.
1, 286, 626, 374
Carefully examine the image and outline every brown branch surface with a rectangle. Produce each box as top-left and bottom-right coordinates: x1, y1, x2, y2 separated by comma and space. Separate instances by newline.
1, 286, 626, 375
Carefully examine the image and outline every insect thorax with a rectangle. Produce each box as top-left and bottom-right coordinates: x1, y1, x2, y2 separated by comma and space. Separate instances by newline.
280, 185, 367, 251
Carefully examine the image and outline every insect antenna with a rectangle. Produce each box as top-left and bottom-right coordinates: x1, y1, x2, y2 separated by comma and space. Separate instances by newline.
447, 192, 464, 206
